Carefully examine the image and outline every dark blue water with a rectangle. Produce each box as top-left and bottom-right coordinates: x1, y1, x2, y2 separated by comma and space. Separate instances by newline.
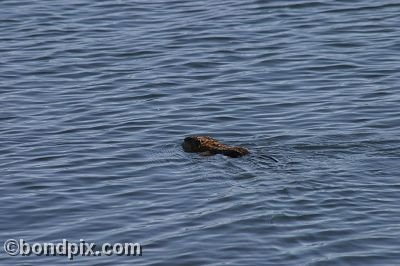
1, 0, 400, 265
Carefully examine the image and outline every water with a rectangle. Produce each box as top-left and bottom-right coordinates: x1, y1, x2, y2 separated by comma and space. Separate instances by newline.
1, 0, 400, 265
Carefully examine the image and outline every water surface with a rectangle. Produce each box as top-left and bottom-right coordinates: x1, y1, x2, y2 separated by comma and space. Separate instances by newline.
1, 0, 400, 265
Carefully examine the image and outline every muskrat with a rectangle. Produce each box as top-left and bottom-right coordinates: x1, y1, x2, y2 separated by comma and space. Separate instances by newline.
182, 136, 249, 158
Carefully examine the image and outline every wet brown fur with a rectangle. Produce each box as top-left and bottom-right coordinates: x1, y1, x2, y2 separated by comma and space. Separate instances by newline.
182, 136, 249, 158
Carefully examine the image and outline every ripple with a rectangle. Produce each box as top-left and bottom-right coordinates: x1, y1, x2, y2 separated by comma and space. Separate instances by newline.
1, 0, 400, 265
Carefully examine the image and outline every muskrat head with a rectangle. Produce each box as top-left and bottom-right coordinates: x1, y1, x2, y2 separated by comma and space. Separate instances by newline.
182, 136, 202, 152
